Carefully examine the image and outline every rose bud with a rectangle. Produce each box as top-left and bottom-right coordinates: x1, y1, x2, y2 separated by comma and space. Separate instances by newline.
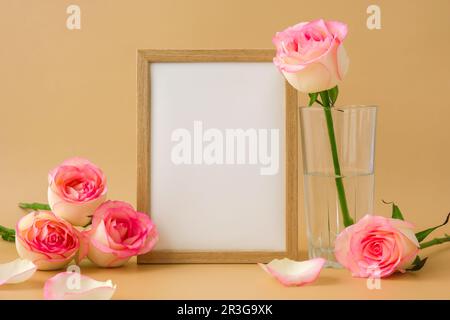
273, 19, 349, 93
87, 201, 158, 267
15, 211, 85, 271
48, 157, 107, 226
335, 215, 420, 278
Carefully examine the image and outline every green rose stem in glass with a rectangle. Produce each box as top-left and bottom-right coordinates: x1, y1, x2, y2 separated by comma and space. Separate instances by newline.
310, 87, 354, 227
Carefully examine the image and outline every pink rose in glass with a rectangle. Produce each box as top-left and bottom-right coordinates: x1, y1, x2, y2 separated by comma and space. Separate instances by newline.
334, 215, 420, 278
15, 211, 85, 270
87, 201, 158, 267
48, 157, 107, 226
273, 19, 349, 93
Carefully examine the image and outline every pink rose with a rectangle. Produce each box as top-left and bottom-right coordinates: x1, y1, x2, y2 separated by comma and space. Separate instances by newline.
48, 157, 107, 226
273, 19, 349, 93
15, 211, 86, 270
335, 215, 420, 278
87, 201, 158, 267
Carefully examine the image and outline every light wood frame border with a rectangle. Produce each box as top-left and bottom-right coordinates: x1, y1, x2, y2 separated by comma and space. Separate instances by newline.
137, 49, 298, 263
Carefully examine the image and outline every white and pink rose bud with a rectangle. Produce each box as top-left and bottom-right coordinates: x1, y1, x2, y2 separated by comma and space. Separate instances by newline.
48, 157, 107, 226
87, 200, 158, 267
15, 211, 87, 271
334, 214, 420, 278
273, 19, 349, 93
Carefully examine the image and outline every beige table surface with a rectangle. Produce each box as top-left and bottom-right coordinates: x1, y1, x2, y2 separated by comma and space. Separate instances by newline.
0, 241, 448, 300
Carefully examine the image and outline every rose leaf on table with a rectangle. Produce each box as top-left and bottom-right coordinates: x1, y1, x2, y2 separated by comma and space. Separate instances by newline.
406, 255, 428, 272
0, 225, 15, 242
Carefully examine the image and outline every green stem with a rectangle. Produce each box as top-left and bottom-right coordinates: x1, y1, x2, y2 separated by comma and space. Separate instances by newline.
319, 91, 354, 227
19, 202, 51, 211
420, 234, 450, 249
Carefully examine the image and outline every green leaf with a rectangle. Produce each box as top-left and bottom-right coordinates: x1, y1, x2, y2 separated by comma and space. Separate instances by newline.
19, 202, 51, 211
407, 255, 428, 272
392, 203, 405, 220
1, 233, 15, 242
415, 212, 450, 243
308, 92, 319, 106
328, 86, 339, 106
0, 225, 15, 243
383, 200, 405, 220
0, 225, 15, 234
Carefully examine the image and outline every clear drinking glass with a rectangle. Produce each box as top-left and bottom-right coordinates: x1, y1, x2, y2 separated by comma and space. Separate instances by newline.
299, 105, 377, 268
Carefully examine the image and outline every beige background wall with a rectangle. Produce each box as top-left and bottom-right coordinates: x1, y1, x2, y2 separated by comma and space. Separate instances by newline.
1, 0, 449, 251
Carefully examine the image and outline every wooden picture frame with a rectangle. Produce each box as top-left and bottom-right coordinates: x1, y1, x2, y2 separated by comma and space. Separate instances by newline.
137, 49, 298, 263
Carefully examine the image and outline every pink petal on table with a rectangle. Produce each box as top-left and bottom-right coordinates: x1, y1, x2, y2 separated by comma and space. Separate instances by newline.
0, 259, 36, 285
259, 258, 326, 287
44, 271, 116, 300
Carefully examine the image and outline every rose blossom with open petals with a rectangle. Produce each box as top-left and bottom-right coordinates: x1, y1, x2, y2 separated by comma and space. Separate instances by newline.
15, 211, 86, 271
87, 201, 158, 267
48, 157, 107, 226
273, 19, 349, 93
335, 215, 420, 278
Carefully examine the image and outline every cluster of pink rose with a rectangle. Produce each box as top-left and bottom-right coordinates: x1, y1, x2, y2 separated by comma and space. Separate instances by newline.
6, 19, 446, 292
15, 157, 158, 270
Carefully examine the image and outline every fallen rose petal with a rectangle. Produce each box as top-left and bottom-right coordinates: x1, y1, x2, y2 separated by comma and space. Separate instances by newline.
259, 258, 326, 286
44, 272, 116, 300
0, 258, 36, 285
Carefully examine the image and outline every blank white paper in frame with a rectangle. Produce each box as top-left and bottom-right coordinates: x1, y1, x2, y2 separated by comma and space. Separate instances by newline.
150, 62, 286, 251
